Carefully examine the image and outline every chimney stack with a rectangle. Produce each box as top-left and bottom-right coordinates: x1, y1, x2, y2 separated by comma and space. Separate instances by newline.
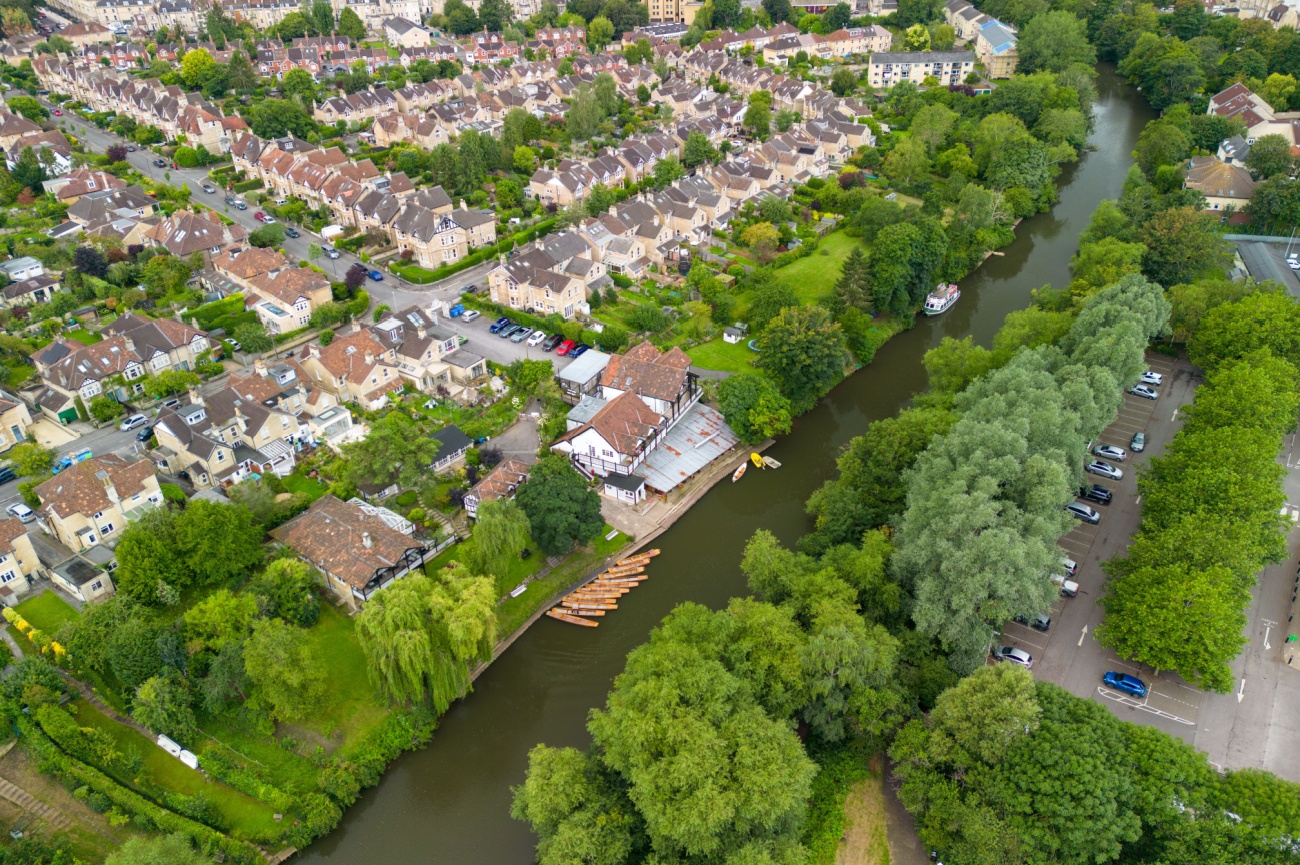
187, 385, 203, 407
254, 358, 268, 377
362, 531, 372, 548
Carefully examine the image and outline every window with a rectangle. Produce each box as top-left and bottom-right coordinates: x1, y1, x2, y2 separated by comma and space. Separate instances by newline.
0, 572, 15, 584
90, 580, 102, 591
92, 510, 104, 520
99, 522, 115, 535
216, 451, 225, 462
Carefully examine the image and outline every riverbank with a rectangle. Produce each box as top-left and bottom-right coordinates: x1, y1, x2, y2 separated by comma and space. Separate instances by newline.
293, 65, 1156, 865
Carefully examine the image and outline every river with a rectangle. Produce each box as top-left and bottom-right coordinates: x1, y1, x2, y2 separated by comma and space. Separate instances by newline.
298, 65, 1155, 865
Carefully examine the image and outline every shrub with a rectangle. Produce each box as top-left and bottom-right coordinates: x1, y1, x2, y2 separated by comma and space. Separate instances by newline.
231, 178, 263, 194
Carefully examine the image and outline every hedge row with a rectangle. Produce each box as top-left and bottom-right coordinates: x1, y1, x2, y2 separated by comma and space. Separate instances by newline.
199, 748, 294, 813
18, 715, 263, 865
388, 218, 559, 285
231, 178, 264, 194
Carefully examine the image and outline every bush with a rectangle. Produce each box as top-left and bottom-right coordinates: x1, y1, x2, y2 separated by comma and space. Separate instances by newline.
231, 178, 263, 194
160, 484, 187, 503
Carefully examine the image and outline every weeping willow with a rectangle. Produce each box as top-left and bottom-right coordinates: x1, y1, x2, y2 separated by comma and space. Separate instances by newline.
355, 565, 497, 711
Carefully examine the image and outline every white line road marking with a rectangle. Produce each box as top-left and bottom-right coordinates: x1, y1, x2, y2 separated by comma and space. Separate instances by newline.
1135, 496, 1142, 505
1264, 624, 1273, 651
1238, 678, 1246, 703
1172, 408, 1180, 422
1097, 687, 1196, 725
1079, 625, 1088, 647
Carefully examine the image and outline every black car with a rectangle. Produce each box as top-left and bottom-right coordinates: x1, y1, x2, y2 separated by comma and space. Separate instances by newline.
1079, 484, 1113, 506
284, 227, 300, 238
542, 334, 564, 351
135, 425, 154, 442
223, 195, 236, 205
152, 158, 167, 168
0, 465, 14, 485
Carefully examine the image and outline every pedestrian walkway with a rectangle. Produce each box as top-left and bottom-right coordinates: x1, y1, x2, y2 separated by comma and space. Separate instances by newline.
0, 776, 75, 833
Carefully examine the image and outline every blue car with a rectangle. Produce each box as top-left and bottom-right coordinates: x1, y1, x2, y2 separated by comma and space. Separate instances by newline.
569, 343, 590, 358
1103, 671, 1148, 698
368, 269, 384, 281
490, 318, 515, 334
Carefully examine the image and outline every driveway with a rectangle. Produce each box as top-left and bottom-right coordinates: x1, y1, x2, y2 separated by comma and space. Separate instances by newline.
454, 312, 581, 372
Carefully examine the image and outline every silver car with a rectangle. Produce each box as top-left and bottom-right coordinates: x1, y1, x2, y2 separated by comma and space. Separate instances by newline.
1093, 444, 1127, 462
1129, 384, 1159, 400
1141, 370, 1164, 386
992, 646, 1033, 668
1086, 460, 1123, 481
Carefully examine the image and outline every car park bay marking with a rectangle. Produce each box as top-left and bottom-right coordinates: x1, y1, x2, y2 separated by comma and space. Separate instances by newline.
1097, 687, 1196, 725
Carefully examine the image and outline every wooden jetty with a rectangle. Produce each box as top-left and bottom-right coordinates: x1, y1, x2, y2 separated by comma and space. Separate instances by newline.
547, 608, 599, 627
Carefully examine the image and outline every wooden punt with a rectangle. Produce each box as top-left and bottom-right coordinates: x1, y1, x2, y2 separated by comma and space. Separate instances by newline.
566, 590, 627, 601
565, 608, 606, 617
567, 586, 629, 597
604, 564, 646, 577
616, 549, 660, 565
593, 577, 646, 586
547, 608, 598, 627
562, 599, 618, 610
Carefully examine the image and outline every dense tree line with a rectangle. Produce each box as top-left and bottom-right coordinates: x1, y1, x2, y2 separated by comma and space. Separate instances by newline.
1099, 294, 1299, 691
892, 665, 1300, 865
891, 276, 1170, 672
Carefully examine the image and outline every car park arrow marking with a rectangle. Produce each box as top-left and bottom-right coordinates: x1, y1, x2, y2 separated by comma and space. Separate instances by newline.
1238, 678, 1246, 703
1078, 625, 1088, 647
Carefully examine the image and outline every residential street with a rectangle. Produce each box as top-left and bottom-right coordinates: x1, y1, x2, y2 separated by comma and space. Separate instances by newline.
999, 352, 1300, 783
47, 104, 496, 313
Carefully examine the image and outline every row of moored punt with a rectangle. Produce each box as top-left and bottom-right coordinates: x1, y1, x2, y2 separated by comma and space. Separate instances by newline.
544, 549, 660, 628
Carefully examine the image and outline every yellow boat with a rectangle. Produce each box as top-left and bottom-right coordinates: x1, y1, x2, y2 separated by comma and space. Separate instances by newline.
751, 452, 765, 468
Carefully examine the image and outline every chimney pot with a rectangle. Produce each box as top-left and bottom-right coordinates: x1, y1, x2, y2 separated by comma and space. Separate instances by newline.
362, 531, 372, 548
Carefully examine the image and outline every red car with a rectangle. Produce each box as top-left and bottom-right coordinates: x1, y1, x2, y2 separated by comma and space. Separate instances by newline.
253, 211, 265, 221
51, 108, 62, 116
556, 339, 576, 356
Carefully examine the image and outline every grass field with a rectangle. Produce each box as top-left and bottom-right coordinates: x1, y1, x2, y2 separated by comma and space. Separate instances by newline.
687, 337, 759, 374
774, 231, 866, 303
15, 592, 81, 633
64, 329, 102, 346
297, 603, 389, 744
494, 526, 628, 637
72, 699, 284, 839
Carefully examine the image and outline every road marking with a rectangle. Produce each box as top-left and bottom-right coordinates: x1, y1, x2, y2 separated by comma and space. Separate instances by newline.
1237, 678, 1246, 703
1135, 495, 1141, 505
1172, 408, 1180, 422
1097, 687, 1196, 725
1264, 624, 1272, 651
1079, 624, 1088, 647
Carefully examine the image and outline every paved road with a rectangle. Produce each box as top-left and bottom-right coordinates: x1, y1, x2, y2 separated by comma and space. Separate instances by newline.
1001, 352, 1300, 783
0, 421, 152, 517
48, 104, 496, 314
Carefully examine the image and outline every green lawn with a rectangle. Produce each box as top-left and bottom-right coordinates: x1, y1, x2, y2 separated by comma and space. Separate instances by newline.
283, 472, 329, 502
72, 699, 284, 840
494, 526, 628, 636
15, 592, 81, 633
298, 603, 389, 743
774, 231, 867, 303
64, 328, 101, 346
687, 338, 759, 374
426, 537, 549, 599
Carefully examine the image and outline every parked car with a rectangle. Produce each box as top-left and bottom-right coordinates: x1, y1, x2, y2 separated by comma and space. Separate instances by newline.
1013, 612, 1052, 632
1129, 384, 1159, 400
557, 339, 577, 355
1093, 444, 1127, 462
1061, 557, 1078, 577
462, 309, 480, 322
526, 330, 547, 347
254, 211, 266, 221
1080, 483, 1113, 506
0, 466, 14, 485
223, 195, 236, 205
1141, 371, 1164, 386
201, 183, 216, 194
126, 145, 136, 152
992, 646, 1033, 668
510, 327, 532, 343
1103, 671, 1148, 697
1051, 574, 1079, 597
366, 270, 383, 281
135, 425, 154, 442
234, 201, 247, 210
119, 413, 149, 431
542, 334, 564, 351
51, 108, 61, 116
152, 158, 167, 167
262, 215, 277, 224
6, 502, 34, 523
1130, 431, 1146, 452
1086, 460, 1123, 481
570, 344, 590, 358
161, 398, 181, 410
489, 317, 512, 333
1066, 501, 1101, 524
325, 246, 340, 259
284, 227, 299, 238
226, 338, 242, 352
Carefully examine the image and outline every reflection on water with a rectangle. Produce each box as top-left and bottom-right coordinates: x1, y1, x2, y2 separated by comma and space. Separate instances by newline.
297, 65, 1155, 865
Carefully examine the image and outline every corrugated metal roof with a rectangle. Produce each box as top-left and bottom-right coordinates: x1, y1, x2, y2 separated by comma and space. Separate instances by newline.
638, 403, 738, 494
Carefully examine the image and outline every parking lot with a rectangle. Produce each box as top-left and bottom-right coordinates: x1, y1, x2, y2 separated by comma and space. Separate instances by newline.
997, 353, 1211, 728
452, 311, 581, 373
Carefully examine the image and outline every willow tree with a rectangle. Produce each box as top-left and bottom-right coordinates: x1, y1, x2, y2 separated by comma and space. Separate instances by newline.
355, 565, 497, 711
460, 499, 532, 594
